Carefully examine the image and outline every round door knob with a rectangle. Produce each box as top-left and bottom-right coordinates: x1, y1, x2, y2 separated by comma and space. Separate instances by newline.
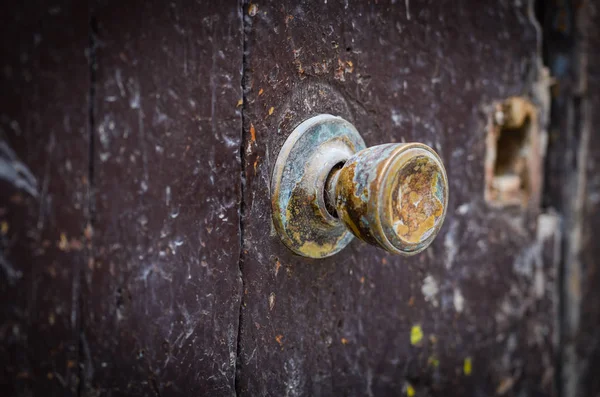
327, 143, 447, 255
271, 114, 448, 258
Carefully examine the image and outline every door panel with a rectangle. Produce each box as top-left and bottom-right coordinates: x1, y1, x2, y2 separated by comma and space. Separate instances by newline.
6, 1, 600, 396
559, 3, 600, 395
0, 2, 89, 395
237, 1, 556, 395
81, 1, 243, 395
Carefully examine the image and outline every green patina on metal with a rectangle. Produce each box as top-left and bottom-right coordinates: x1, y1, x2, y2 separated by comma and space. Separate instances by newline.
271, 115, 448, 258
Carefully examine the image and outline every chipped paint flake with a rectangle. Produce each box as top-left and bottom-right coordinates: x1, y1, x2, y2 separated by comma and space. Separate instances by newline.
443, 221, 459, 269
410, 324, 423, 346
250, 123, 256, 143
275, 334, 283, 346
268, 292, 275, 311
274, 259, 281, 276
421, 274, 439, 307
463, 357, 472, 376
0, 141, 39, 197
248, 3, 258, 16
453, 288, 465, 313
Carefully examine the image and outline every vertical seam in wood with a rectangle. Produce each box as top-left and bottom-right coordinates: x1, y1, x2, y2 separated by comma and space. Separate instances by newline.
78, 8, 98, 397
234, 1, 249, 396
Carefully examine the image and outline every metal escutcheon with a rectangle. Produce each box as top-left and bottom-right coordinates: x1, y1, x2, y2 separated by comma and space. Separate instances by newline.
271, 114, 448, 258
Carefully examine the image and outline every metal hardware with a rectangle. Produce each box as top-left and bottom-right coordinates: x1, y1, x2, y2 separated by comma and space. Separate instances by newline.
271, 114, 448, 258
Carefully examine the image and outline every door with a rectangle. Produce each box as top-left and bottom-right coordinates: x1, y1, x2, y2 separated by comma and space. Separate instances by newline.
2, 1, 599, 396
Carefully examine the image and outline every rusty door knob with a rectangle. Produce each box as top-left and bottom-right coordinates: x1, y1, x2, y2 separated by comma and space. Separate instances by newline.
272, 114, 448, 258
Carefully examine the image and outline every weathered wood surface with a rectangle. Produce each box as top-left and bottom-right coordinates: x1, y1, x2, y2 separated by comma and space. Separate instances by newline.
80, 0, 243, 395
4, 1, 600, 396
576, 5, 600, 386
237, 1, 557, 396
540, 1, 600, 396
578, 3, 600, 394
0, 1, 89, 395
560, 1, 600, 396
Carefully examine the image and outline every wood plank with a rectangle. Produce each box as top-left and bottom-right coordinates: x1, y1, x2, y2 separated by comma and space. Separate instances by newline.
81, 1, 243, 395
578, 2, 600, 393
237, 1, 556, 395
0, 1, 90, 395
562, 1, 600, 395
540, 1, 600, 395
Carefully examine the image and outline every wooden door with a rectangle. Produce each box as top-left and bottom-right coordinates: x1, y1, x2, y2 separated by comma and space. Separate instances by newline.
2, 1, 599, 396
237, 1, 554, 396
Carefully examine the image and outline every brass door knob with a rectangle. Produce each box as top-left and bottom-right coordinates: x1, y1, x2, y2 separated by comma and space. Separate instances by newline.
271, 114, 448, 258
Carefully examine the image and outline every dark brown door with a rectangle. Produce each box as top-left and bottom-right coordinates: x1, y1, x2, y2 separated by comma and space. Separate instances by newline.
2, 1, 599, 396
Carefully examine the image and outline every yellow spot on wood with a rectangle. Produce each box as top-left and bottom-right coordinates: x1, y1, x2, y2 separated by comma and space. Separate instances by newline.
359, 276, 365, 284
0, 221, 8, 235
406, 383, 415, 396
463, 357, 472, 376
428, 356, 440, 367
258, 88, 264, 96
58, 233, 69, 251
341, 337, 349, 345
410, 325, 423, 346
268, 106, 274, 116
236, 98, 243, 107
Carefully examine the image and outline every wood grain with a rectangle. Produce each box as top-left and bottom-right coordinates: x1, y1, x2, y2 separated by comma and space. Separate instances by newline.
81, 1, 243, 395
0, 1, 90, 395
237, 1, 556, 395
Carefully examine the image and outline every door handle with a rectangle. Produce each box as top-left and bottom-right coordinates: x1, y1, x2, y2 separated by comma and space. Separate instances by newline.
271, 114, 448, 258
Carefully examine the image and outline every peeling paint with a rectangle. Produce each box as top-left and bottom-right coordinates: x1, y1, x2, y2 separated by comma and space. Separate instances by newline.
453, 288, 465, 313
410, 325, 423, 346
0, 141, 39, 197
421, 274, 439, 307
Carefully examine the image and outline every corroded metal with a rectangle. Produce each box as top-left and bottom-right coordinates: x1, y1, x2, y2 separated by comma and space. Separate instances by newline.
332, 143, 448, 255
272, 115, 448, 258
271, 114, 366, 258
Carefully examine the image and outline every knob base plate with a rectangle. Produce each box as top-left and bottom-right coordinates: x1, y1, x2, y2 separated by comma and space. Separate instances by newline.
271, 114, 366, 258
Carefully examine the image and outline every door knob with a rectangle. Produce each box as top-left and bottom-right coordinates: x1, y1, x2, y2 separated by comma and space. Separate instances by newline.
271, 114, 448, 258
